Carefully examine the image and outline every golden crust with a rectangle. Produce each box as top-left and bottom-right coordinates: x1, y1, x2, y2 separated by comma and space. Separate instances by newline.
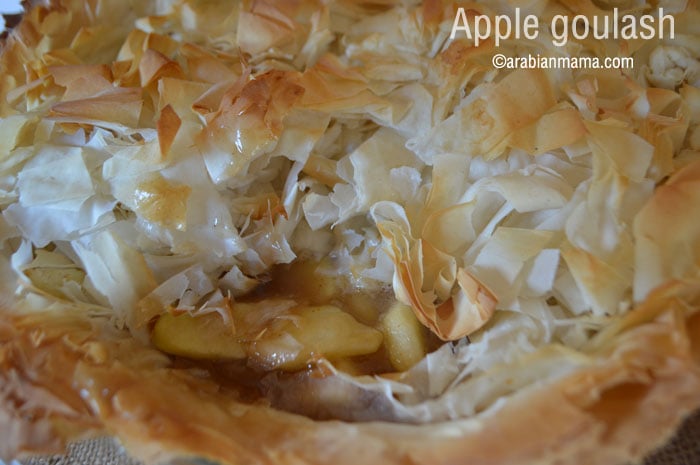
1, 279, 699, 464
2, 0, 700, 464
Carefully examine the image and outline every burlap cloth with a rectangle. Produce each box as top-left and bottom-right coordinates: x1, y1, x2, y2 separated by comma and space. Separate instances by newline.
6, 409, 698, 465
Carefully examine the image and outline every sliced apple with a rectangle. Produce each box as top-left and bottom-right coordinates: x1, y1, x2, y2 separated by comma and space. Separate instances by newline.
250, 305, 383, 371
380, 302, 426, 372
152, 312, 246, 360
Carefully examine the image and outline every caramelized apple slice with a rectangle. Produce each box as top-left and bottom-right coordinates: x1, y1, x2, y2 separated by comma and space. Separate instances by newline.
250, 305, 383, 371
24, 267, 86, 299
380, 302, 426, 371
152, 312, 246, 360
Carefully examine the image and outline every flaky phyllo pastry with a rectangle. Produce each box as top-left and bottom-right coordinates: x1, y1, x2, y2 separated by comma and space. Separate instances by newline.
1, 0, 700, 464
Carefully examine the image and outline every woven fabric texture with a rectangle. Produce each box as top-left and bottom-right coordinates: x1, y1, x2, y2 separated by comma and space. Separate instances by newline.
642, 411, 700, 465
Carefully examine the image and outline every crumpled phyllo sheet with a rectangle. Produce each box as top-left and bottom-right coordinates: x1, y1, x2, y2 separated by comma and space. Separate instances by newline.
3, 143, 116, 247
634, 159, 700, 302
372, 202, 496, 341
562, 121, 655, 315
237, 0, 332, 68
49, 87, 144, 129
43, 58, 146, 128
71, 230, 155, 328
330, 128, 425, 221
339, 5, 434, 83
136, 265, 235, 329
409, 69, 558, 163
297, 54, 389, 115
0, 0, 154, 112
642, 8, 700, 90
1, 0, 700, 463
197, 69, 304, 183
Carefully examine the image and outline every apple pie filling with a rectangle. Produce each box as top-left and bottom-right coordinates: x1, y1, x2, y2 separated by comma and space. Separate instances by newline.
149, 258, 441, 386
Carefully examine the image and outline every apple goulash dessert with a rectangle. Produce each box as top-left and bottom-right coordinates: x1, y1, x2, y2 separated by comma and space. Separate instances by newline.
1, 0, 699, 464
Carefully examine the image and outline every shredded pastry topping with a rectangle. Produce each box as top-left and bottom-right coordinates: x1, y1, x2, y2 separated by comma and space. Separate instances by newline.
1, 1, 700, 463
